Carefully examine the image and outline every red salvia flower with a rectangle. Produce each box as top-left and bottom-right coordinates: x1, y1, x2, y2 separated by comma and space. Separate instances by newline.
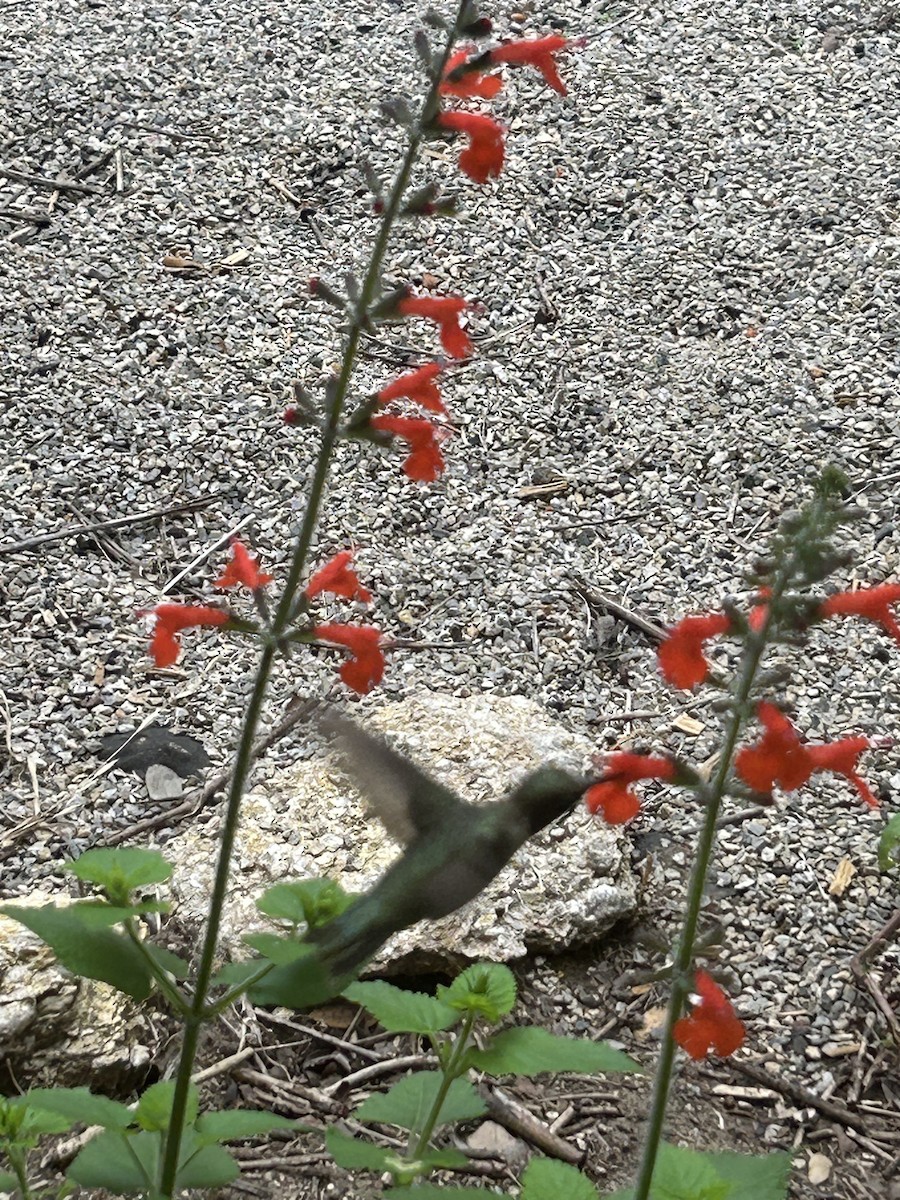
735, 702, 877, 808
440, 46, 503, 99
819, 583, 900, 645
489, 35, 571, 95
305, 551, 372, 603
674, 970, 745, 1060
397, 293, 472, 359
437, 111, 505, 185
214, 539, 274, 591
377, 363, 446, 415
805, 738, 878, 808
370, 414, 446, 482
584, 752, 676, 824
314, 623, 385, 694
657, 613, 732, 690
142, 603, 229, 668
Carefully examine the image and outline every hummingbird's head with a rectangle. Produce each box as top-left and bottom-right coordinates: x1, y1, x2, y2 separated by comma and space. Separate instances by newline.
513, 767, 590, 834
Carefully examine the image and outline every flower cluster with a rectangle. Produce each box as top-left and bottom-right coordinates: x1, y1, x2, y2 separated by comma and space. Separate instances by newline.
658, 584, 900, 692
735, 702, 876, 808
141, 542, 384, 695
437, 35, 573, 184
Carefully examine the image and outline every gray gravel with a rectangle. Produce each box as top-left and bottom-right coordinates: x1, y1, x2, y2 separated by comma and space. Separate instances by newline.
1, 0, 898, 1190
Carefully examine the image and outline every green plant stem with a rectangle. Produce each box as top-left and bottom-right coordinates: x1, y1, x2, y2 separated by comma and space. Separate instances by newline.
124, 921, 191, 1016
631, 582, 792, 1200
6, 1146, 34, 1200
409, 1011, 476, 1163
158, 8, 471, 1195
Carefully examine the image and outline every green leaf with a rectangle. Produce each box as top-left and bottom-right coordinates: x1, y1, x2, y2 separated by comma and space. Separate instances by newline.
325, 1127, 396, 1171
22, 1088, 133, 1131
470, 1027, 641, 1077
627, 1144, 729, 1200
702, 1149, 791, 1200
1, 1100, 73, 1140
195, 1109, 298, 1144
438, 963, 516, 1022
142, 941, 189, 980
67, 1130, 157, 1192
66, 848, 172, 900
878, 813, 900, 871
0, 906, 154, 1001
355, 1073, 485, 1133
243, 931, 311, 965
135, 1081, 198, 1133
176, 1143, 239, 1188
248, 953, 352, 1009
257, 879, 355, 928
211, 960, 264, 988
343, 980, 459, 1034
522, 1158, 600, 1200
400, 1188, 494, 1198
0, 1172, 18, 1192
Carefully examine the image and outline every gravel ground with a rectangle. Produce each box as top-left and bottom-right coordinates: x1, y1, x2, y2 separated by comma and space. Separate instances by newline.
1, 0, 899, 1195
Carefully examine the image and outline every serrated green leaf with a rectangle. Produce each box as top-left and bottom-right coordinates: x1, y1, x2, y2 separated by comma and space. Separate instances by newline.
439, 963, 516, 1022
325, 1127, 396, 1171
257, 879, 355, 928
135, 1081, 198, 1133
176, 1143, 239, 1188
420, 1146, 470, 1169
22, 1088, 132, 1131
0, 906, 153, 1001
65, 847, 172, 898
878, 813, 900, 871
702, 1149, 791, 1200
67, 1130, 157, 1192
470, 1027, 641, 1077
343, 980, 459, 1034
243, 931, 311, 965
647, 1143, 730, 1200
355, 1073, 485, 1133
195, 1109, 298, 1144
522, 1158, 600, 1200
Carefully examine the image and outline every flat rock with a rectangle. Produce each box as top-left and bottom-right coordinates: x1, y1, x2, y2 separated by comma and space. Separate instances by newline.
166, 694, 638, 974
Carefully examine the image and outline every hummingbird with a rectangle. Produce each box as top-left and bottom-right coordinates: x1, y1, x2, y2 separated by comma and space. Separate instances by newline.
307, 716, 589, 979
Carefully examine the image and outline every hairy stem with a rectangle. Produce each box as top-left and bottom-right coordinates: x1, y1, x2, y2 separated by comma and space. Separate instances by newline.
158, 6, 470, 1194
409, 1011, 476, 1165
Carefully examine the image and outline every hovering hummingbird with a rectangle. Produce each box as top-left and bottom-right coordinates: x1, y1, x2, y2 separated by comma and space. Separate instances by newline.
307, 716, 589, 979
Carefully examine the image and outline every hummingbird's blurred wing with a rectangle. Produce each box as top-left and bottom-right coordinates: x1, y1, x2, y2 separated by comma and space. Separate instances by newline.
322, 714, 467, 846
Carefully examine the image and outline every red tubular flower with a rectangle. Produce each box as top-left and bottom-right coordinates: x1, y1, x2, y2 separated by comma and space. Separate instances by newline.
806, 739, 878, 808
819, 583, 900, 645
377, 363, 446, 415
305, 551, 372, 603
440, 46, 503, 99
397, 293, 471, 359
142, 603, 229, 668
735, 701, 812, 793
370, 414, 446, 482
214, 540, 274, 591
674, 970, 745, 1060
489, 35, 571, 95
314, 624, 385, 694
735, 702, 877, 808
584, 752, 676, 824
657, 613, 732, 690
437, 111, 505, 185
